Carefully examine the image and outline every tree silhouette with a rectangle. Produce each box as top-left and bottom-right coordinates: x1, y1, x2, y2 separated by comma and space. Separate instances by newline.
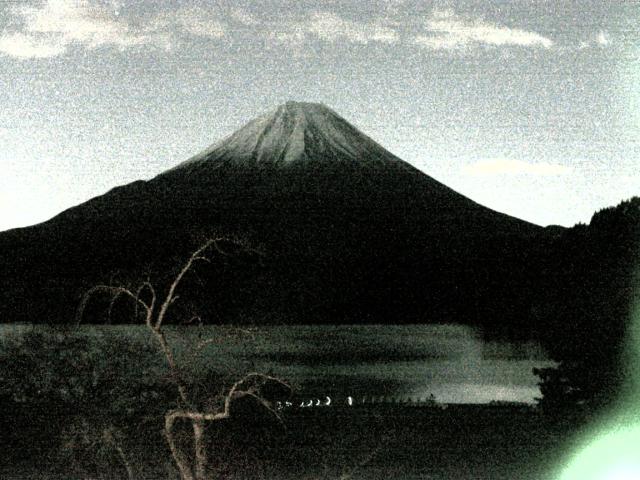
77, 238, 290, 480
535, 197, 640, 410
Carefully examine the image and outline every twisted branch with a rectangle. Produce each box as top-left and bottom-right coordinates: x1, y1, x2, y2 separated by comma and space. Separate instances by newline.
155, 238, 222, 330
76, 285, 151, 325
164, 372, 291, 480
77, 238, 281, 480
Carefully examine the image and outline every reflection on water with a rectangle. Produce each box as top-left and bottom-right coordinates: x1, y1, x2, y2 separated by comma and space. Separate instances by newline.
0, 323, 554, 404
421, 383, 542, 404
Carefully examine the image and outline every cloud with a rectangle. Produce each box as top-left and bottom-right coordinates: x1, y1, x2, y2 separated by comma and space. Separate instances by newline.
464, 159, 570, 176
578, 30, 613, 50
172, 7, 226, 39
416, 9, 553, 50
0, 32, 67, 58
229, 8, 258, 27
1, 3, 399, 60
269, 11, 399, 45
307, 12, 399, 44
596, 30, 611, 46
1, 3, 561, 59
0, 0, 227, 59
596, 30, 611, 45
18, 0, 156, 49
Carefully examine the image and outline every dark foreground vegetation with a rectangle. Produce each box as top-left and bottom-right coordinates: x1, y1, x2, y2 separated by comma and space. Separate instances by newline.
0, 327, 592, 480
0, 407, 589, 480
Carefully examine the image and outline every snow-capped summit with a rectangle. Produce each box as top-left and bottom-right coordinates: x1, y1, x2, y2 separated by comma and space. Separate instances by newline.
172, 101, 403, 171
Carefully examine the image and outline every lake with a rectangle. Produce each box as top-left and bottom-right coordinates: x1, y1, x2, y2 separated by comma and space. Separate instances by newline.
0, 323, 553, 404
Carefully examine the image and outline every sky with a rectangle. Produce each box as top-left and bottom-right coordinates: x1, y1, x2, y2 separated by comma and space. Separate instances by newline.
1, 0, 638, 231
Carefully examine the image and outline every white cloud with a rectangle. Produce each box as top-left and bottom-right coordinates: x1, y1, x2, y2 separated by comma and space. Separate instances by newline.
0, 0, 227, 59
596, 30, 611, 46
173, 7, 226, 39
266, 29, 307, 45
270, 11, 399, 45
307, 12, 399, 44
464, 159, 570, 176
0, 32, 67, 58
19, 0, 153, 49
230, 8, 258, 27
577, 30, 613, 50
416, 9, 553, 50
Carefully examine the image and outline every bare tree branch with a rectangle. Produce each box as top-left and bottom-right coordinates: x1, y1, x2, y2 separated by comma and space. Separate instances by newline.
103, 427, 135, 480
106, 288, 128, 325
164, 371, 290, 480
151, 327, 191, 405
155, 238, 222, 330
192, 418, 208, 480
76, 285, 150, 325
182, 315, 203, 326
224, 372, 291, 417
135, 281, 156, 325
165, 413, 196, 480
78, 238, 285, 480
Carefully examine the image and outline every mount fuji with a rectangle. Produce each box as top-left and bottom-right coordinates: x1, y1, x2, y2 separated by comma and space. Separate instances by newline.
0, 102, 556, 335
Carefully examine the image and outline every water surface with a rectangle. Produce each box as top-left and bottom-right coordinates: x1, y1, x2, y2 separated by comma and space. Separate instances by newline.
0, 323, 553, 403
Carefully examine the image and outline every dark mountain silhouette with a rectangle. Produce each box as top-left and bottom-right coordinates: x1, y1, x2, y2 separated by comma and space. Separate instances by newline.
0, 102, 559, 337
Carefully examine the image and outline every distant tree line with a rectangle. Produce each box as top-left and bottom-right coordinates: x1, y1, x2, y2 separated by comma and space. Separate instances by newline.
534, 197, 640, 411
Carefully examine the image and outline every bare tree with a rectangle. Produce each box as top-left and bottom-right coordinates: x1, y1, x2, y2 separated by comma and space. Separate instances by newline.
77, 238, 290, 480
102, 426, 135, 480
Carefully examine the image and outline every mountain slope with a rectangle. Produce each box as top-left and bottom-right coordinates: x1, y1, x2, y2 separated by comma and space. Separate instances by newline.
0, 102, 556, 337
